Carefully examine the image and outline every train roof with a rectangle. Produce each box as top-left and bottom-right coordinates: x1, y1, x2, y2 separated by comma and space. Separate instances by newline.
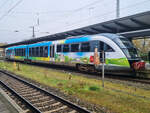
6, 45, 27, 50
100, 33, 122, 40
6, 33, 122, 49
28, 41, 52, 47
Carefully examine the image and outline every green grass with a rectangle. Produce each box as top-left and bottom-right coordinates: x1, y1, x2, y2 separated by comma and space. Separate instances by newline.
0, 61, 150, 113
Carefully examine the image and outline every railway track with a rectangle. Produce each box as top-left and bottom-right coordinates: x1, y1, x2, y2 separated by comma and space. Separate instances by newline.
105, 74, 150, 85
0, 70, 91, 113
2, 60, 150, 85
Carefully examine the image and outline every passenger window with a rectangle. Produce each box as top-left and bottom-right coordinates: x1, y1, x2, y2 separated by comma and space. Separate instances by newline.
63, 44, 69, 52
21, 49, 23, 56
57, 45, 62, 52
21, 49, 22, 56
18, 49, 20, 56
16, 49, 18, 56
81, 42, 90, 52
29, 48, 32, 57
36, 47, 39, 57
90, 41, 99, 52
71, 44, 79, 52
99, 41, 104, 52
40, 46, 43, 57
44, 46, 48, 57
22, 49, 24, 56
15, 49, 17, 56
99, 41, 114, 52
23, 48, 25, 56
32, 48, 34, 57
104, 44, 114, 52
17, 49, 19, 56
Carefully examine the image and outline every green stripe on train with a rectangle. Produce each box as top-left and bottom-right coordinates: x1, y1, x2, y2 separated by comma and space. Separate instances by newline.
106, 58, 130, 67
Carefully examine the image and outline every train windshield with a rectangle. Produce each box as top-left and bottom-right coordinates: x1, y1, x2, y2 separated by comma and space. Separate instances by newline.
113, 36, 139, 59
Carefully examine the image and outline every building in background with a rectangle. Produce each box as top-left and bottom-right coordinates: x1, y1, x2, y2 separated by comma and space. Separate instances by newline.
132, 38, 150, 61
0, 43, 6, 58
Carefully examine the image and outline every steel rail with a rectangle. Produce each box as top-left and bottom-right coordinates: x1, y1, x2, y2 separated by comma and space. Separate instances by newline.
0, 69, 91, 113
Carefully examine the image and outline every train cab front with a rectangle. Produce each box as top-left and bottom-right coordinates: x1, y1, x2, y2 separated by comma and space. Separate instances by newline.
115, 36, 145, 71
130, 59, 145, 71
110, 35, 146, 73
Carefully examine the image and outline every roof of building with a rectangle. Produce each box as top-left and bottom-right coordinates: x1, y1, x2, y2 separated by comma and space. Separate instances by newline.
1, 11, 150, 48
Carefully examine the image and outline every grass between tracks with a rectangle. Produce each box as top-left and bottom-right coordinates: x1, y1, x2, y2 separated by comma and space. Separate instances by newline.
0, 61, 150, 113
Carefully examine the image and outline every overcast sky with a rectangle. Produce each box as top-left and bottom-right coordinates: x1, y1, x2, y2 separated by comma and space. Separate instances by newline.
0, 0, 150, 44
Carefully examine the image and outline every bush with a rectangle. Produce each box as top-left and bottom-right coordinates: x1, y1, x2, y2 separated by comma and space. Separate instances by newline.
89, 86, 100, 91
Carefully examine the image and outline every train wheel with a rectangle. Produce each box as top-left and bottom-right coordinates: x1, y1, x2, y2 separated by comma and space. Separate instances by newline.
76, 64, 88, 72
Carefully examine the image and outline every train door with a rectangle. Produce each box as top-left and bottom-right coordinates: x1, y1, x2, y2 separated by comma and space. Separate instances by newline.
99, 41, 115, 63
50, 45, 55, 61
99, 41, 105, 63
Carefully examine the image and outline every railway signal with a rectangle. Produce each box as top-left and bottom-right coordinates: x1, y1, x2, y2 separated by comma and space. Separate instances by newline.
102, 51, 105, 88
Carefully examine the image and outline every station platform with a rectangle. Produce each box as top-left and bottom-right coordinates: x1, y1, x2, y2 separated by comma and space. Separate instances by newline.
0, 93, 18, 113
0, 87, 24, 113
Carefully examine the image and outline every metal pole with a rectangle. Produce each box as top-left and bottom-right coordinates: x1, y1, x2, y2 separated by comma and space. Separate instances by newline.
102, 51, 105, 88
32, 26, 35, 38
116, 0, 120, 19
37, 12, 40, 26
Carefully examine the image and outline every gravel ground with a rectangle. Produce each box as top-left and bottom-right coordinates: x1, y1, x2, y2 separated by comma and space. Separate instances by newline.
7, 71, 113, 113
2, 64, 150, 113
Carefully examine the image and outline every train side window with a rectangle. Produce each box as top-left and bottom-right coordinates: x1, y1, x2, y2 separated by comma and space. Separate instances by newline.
36, 47, 39, 57
34, 48, 36, 57
71, 44, 79, 52
29, 48, 31, 57
44, 46, 48, 57
15, 49, 17, 56
22, 49, 24, 56
32, 48, 35, 57
17, 49, 19, 56
15, 49, 18, 56
104, 44, 115, 52
90, 41, 99, 52
18, 49, 19, 56
21, 49, 23, 56
18, 49, 20, 56
40, 46, 43, 57
20, 49, 22, 56
15, 49, 16, 56
19, 49, 20, 56
63, 44, 69, 52
99, 41, 114, 52
23, 48, 25, 56
57, 45, 62, 52
81, 42, 90, 52
99, 41, 104, 52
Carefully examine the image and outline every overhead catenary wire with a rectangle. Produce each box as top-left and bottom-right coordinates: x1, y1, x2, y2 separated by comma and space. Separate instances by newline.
10, 0, 105, 15
0, 0, 23, 21
31, 0, 113, 26
55, 0, 150, 29
0, 0, 110, 27
0, 0, 150, 40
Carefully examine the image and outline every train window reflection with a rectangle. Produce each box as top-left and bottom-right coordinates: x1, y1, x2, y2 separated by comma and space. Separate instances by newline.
63, 44, 69, 52
57, 45, 62, 52
71, 44, 79, 52
81, 42, 90, 52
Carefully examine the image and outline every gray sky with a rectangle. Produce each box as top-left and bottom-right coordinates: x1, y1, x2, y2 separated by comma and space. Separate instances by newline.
0, 0, 150, 44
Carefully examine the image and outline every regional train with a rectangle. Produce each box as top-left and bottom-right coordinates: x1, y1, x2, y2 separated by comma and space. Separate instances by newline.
5, 33, 145, 74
